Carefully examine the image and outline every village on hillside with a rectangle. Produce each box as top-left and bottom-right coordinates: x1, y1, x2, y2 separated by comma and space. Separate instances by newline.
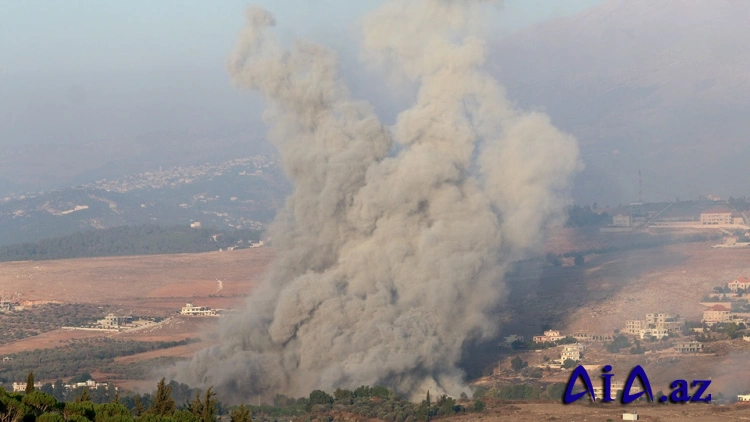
496, 274, 750, 402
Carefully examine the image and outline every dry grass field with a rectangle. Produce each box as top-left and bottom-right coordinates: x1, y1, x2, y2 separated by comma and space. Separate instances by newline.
0, 248, 274, 316
3, 228, 750, 402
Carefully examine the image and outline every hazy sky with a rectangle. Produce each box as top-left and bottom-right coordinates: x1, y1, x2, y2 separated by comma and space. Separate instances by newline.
0, 0, 606, 191
2, 0, 605, 76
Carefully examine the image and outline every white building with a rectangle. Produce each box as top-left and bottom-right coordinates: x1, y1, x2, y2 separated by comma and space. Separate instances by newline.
533, 330, 566, 343
561, 344, 584, 361
728, 277, 750, 292
612, 213, 632, 228
738, 394, 750, 402
180, 303, 217, 316
503, 334, 524, 344
66, 379, 116, 391
190, 222, 202, 229
12, 382, 42, 392
639, 328, 669, 340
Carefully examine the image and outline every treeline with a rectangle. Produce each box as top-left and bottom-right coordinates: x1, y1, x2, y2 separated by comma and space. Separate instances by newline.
0, 338, 198, 383
566, 205, 610, 227
2, 377, 495, 422
0, 225, 262, 262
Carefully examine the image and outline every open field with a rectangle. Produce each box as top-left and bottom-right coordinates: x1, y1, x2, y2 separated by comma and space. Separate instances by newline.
0, 248, 274, 315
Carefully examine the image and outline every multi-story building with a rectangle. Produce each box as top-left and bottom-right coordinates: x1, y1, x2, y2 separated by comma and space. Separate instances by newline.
625, 313, 684, 336
702, 304, 731, 325
101, 313, 132, 328
533, 330, 566, 343
625, 320, 644, 335
561, 344, 585, 361
503, 334, 524, 345
612, 213, 632, 228
572, 332, 614, 342
700, 208, 733, 225
674, 341, 703, 353
639, 328, 669, 340
12, 382, 42, 392
180, 303, 217, 316
592, 381, 642, 401
728, 277, 750, 292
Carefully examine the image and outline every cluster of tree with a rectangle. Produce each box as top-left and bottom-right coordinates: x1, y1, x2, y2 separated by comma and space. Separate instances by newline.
511, 336, 577, 351
0, 225, 262, 262
0, 304, 104, 345
605, 335, 631, 353
0, 339, 197, 383
472, 383, 567, 401
559, 234, 717, 260
728, 196, 750, 212
0, 376, 247, 422
565, 205, 610, 227
630, 339, 646, 354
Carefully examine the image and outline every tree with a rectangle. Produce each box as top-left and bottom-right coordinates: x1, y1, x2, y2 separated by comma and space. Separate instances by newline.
134, 396, 145, 417
308, 390, 333, 405
147, 378, 176, 416
472, 400, 485, 412
426, 390, 431, 408
74, 387, 91, 403
562, 359, 578, 369
200, 387, 218, 422
26, 371, 35, 394
511, 356, 528, 372
230, 404, 252, 422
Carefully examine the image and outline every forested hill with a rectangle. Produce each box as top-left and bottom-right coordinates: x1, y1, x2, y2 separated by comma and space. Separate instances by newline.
0, 225, 262, 262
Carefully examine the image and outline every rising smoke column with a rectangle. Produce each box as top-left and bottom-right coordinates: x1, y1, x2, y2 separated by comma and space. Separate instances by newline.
175, 0, 581, 402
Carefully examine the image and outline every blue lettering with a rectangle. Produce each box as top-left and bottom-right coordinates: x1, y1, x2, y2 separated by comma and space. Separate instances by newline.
621, 365, 654, 404
564, 365, 596, 404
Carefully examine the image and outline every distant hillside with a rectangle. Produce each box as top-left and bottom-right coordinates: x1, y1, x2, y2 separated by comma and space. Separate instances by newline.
0, 225, 262, 262
491, 0, 750, 204
0, 155, 290, 245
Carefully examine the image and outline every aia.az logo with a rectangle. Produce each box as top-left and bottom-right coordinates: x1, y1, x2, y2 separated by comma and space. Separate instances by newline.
563, 365, 711, 404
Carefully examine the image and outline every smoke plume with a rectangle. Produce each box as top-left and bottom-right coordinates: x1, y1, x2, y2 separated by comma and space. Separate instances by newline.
174, 0, 581, 402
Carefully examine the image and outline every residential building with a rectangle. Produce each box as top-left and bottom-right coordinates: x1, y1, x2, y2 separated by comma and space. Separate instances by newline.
66, 379, 116, 391
738, 394, 750, 402
700, 208, 733, 225
533, 330, 565, 343
625, 320, 644, 335
613, 213, 632, 228
12, 382, 43, 392
645, 313, 677, 325
572, 332, 614, 342
625, 313, 683, 336
101, 314, 132, 328
190, 222, 202, 229
561, 344, 585, 361
180, 303, 217, 316
728, 277, 750, 292
2, 357, 12, 363
674, 341, 703, 353
592, 381, 642, 402
702, 304, 731, 325
503, 334, 524, 345
639, 328, 668, 340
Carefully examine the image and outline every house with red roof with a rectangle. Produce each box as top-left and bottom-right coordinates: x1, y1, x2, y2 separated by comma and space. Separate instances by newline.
728, 277, 750, 292
702, 304, 731, 325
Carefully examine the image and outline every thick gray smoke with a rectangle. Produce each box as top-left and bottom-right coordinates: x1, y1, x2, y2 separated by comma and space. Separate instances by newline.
174, 0, 580, 402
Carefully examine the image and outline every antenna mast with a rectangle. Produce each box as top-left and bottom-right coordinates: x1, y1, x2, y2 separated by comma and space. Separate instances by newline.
638, 170, 642, 203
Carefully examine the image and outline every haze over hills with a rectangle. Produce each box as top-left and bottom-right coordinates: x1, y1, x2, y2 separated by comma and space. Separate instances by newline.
491, 0, 750, 205
0, 155, 290, 245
